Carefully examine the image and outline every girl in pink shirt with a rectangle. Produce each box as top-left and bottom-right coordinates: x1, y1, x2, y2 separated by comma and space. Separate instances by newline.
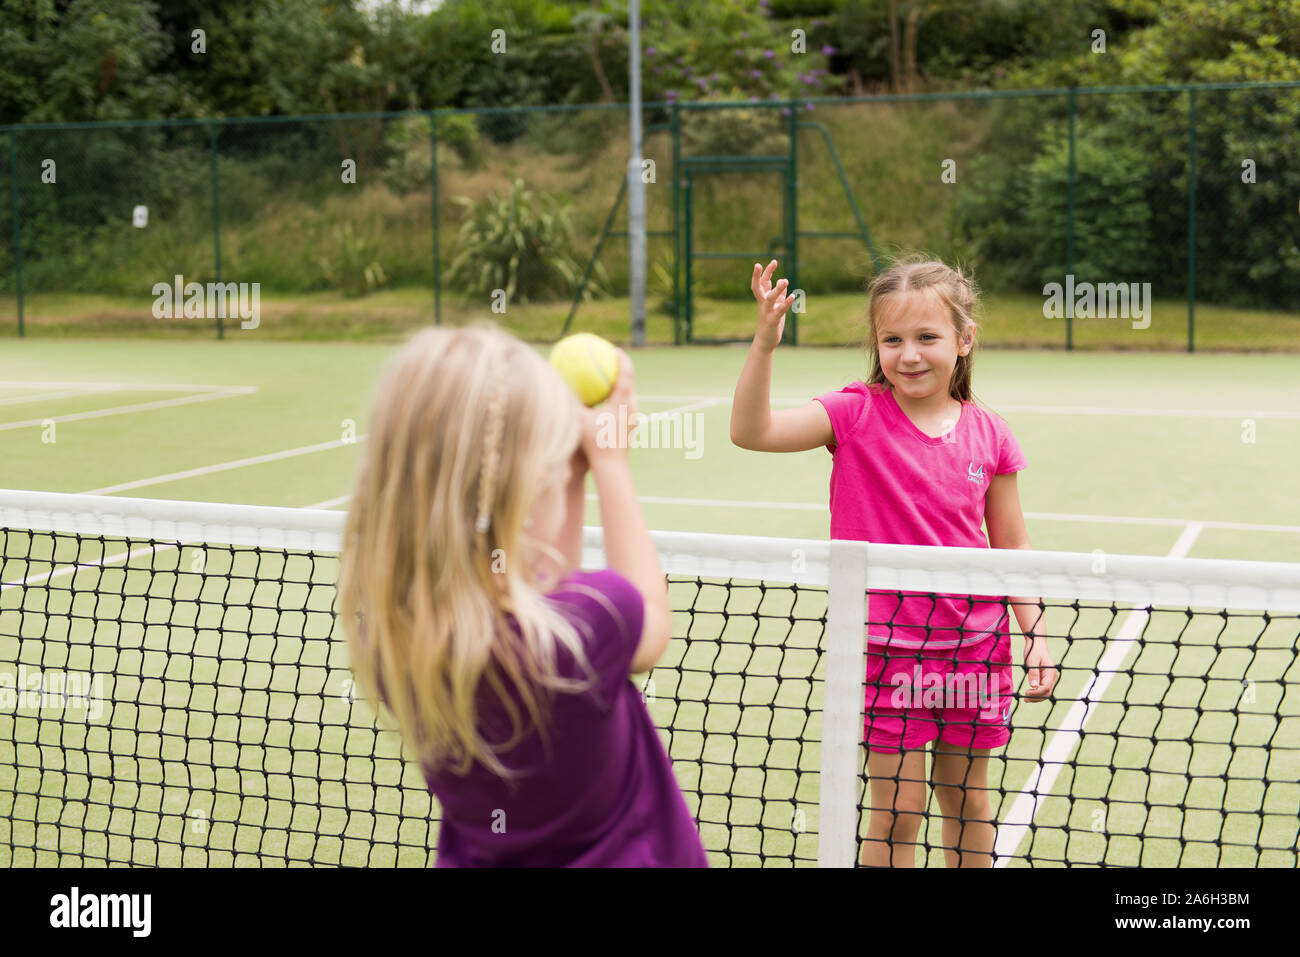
731, 257, 1058, 867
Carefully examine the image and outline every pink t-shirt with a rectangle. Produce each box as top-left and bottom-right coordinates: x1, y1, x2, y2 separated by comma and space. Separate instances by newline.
814, 381, 1027, 649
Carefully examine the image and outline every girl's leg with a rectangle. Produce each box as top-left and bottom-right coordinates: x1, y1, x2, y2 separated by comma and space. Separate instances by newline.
861, 748, 928, 867
930, 743, 996, 867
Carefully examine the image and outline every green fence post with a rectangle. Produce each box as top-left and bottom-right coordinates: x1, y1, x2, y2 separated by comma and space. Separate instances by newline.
430, 111, 441, 325
1066, 88, 1076, 351
787, 98, 799, 347
683, 170, 693, 342
8, 129, 23, 337
209, 123, 223, 340
1187, 88, 1197, 353
671, 101, 682, 344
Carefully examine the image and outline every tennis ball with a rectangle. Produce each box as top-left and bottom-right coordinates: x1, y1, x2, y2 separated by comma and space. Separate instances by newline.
549, 333, 619, 406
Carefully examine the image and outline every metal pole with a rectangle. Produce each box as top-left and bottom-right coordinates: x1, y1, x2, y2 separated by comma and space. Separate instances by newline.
8, 130, 23, 337
1066, 88, 1076, 352
787, 99, 799, 346
1187, 89, 1197, 353
209, 123, 223, 340
627, 0, 646, 347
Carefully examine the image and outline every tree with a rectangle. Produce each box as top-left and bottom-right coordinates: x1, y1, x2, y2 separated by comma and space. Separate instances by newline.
0, 0, 179, 123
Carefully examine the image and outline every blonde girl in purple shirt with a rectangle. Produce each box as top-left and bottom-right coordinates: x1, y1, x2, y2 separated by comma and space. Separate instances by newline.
340, 326, 707, 867
732, 258, 1059, 867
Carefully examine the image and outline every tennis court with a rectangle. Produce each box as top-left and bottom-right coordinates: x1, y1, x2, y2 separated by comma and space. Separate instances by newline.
1, 337, 1298, 866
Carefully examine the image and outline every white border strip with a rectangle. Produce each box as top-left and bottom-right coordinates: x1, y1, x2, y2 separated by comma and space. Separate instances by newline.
3, 491, 1299, 612
0, 489, 342, 553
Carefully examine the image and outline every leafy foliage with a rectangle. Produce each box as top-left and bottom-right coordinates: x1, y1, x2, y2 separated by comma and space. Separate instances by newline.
951, 1, 1300, 307
317, 223, 388, 298
446, 178, 603, 303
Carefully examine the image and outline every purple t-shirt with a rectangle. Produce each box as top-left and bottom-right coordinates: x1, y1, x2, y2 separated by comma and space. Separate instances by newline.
814, 382, 1028, 649
424, 568, 708, 867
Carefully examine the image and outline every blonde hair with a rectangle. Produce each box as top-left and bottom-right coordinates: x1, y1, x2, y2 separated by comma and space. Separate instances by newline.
338, 325, 595, 782
865, 256, 980, 402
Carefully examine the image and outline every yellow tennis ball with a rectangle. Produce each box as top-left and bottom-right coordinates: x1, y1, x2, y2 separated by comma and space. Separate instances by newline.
549, 333, 619, 406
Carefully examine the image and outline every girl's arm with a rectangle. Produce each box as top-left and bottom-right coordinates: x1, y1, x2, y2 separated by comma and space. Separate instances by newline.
730, 260, 835, 453
557, 447, 588, 572
582, 352, 673, 676
985, 472, 1057, 700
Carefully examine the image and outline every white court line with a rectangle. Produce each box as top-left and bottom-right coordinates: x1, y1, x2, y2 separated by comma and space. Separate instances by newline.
992, 521, 1205, 866
297, 402, 725, 511
0, 387, 257, 433
579, 494, 1300, 535
307, 495, 352, 510
304, 493, 1300, 536
0, 387, 123, 407
85, 437, 363, 496
997, 404, 1300, 420
1, 543, 163, 592
646, 397, 727, 418
641, 394, 1300, 420
0, 381, 247, 393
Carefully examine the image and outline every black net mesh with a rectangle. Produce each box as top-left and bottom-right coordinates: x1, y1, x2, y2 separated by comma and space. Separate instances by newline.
2, 525, 1297, 867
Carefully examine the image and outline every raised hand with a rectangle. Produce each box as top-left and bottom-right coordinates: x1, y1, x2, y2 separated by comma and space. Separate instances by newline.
582, 348, 639, 462
751, 260, 796, 352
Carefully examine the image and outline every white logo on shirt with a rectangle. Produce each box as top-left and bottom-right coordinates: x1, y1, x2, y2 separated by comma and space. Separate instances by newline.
967, 462, 986, 484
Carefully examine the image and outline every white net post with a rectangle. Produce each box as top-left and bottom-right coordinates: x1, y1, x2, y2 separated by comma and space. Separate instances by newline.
819, 539, 868, 867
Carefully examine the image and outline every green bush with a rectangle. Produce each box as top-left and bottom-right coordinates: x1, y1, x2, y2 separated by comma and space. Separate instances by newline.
952, 113, 1156, 294
1024, 126, 1154, 287
437, 113, 486, 170
446, 177, 603, 303
317, 223, 388, 298
383, 115, 433, 196
681, 96, 788, 156
650, 255, 676, 315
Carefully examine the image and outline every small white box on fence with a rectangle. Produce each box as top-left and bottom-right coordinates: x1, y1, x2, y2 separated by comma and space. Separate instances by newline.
132, 206, 148, 228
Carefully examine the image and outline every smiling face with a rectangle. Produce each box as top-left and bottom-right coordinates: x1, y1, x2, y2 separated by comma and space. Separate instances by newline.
874, 289, 973, 401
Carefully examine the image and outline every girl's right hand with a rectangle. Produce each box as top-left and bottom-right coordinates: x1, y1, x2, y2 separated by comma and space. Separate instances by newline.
581, 348, 638, 464
751, 259, 797, 352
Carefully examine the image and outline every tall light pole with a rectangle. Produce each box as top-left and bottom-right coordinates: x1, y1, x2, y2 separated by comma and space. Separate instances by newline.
627, 0, 646, 347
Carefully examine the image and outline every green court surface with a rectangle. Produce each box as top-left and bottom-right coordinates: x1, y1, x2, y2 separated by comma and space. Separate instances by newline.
1, 338, 1298, 867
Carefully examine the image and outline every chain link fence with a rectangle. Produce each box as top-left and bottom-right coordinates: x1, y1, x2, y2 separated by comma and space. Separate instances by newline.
2, 82, 1298, 348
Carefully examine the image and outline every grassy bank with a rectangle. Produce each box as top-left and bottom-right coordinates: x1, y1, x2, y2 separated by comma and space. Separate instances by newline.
4, 289, 1299, 352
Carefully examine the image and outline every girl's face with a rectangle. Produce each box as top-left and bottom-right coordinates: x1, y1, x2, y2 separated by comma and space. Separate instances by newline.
874, 291, 972, 400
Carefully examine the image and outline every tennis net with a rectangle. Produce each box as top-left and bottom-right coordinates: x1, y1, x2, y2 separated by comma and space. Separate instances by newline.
1, 489, 1297, 867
